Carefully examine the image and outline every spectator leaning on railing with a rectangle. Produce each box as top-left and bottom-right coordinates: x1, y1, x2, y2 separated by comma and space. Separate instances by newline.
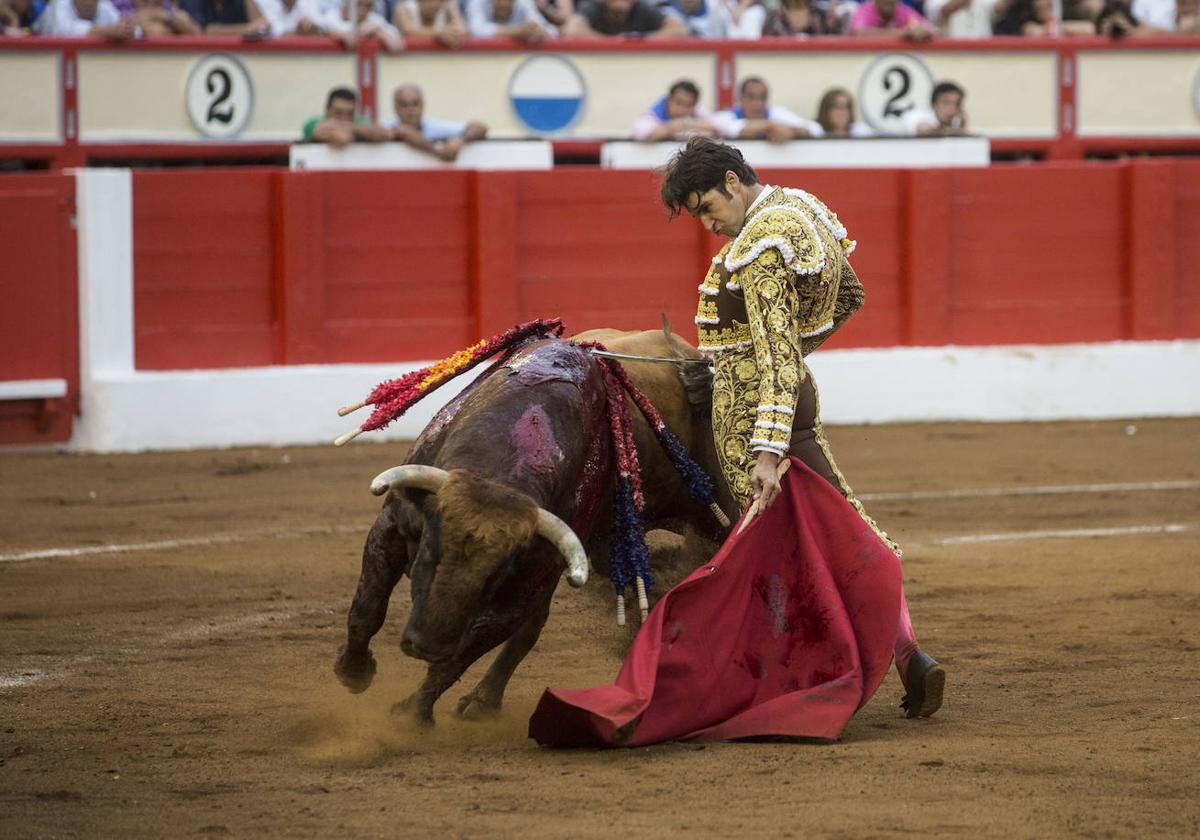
257, 0, 331, 36
902, 80, 968, 135
384, 83, 489, 161
465, 0, 556, 43
393, 0, 466, 46
0, 0, 46, 31
532, 0, 570, 26
303, 86, 393, 145
129, 0, 201, 32
712, 77, 821, 142
326, 0, 404, 49
761, 0, 842, 35
848, 0, 935, 37
814, 87, 874, 137
35, 0, 131, 36
562, 0, 688, 37
632, 79, 718, 141
661, 0, 732, 36
177, 0, 269, 35
1175, 0, 1199, 31
925, 0, 999, 35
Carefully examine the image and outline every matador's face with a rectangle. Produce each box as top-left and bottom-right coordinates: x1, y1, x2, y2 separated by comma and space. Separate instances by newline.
685, 172, 753, 238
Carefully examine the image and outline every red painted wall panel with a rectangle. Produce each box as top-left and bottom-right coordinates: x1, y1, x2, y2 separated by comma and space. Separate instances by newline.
0, 175, 78, 443
514, 171, 701, 335
1175, 161, 1200, 338
133, 170, 277, 370
318, 171, 475, 362
759, 169, 908, 349
945, 167, 1127, 344
125, 159, 1198, 373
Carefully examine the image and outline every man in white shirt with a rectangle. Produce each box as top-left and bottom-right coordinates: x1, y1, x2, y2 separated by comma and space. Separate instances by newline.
924, 0, 998, 36
711, 77, 821, 144
36, 0, 131, 35
1130, 0, 1176, 28
901, 80, 968, 137
661, 0, 731, 36
383, 83, 489, 162
464, 0, 556, 42
257, 0, 327, 34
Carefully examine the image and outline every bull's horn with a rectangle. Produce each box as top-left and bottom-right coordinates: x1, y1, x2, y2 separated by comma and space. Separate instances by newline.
534, 510, 590, 588
369, 464, 450, 496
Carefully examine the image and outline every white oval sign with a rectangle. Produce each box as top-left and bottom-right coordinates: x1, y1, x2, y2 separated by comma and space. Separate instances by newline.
186, 54, 254, 140
858, 53, 935, 137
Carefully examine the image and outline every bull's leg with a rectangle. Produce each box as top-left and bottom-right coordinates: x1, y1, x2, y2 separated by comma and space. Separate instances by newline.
334, 505, 408, 693
392, 659, 472, 726
456, 584, 556, 720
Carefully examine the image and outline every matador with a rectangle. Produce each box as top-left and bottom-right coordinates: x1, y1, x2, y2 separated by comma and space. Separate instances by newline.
661, 137, 945, 718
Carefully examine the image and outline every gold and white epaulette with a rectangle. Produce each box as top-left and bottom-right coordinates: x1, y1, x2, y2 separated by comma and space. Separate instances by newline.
723, 204, 827, 280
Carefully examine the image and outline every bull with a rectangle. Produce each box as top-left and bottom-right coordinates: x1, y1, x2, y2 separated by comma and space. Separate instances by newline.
333, 329, 733, 723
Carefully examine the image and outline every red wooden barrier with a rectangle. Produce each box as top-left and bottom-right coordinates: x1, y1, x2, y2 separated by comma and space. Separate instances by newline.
0, 174, 78, 443
124, 160, 1200, 373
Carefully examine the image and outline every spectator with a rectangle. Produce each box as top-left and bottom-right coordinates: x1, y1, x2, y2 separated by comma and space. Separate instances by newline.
1095, 0, 1162, 32
761, 0, 840, 34
562, 0, 688, 36
814, 87, 873, 138
1, 0, 46, 30
464, 0, 555, 42
35, 0, 133, 35
302, 86, 393, 147
713, 77, 820, 143
848, 0, 934, 37
724, 0, 768, 35
383, 83, 489, 161
532, 0, 570, 26
902, 80, 967, 136
179, 0, 269, 34
129, 0, 202, 31
924, 0, 999, 34
393, 0, 466, 45
1176, 0, 1198, 30
1129, 0, 1173, 27
632, 79, 717, 142
326, 0, 405, 49
662, 0, 733, 36
258, 0, 330, 35
993, 0, 1095, 32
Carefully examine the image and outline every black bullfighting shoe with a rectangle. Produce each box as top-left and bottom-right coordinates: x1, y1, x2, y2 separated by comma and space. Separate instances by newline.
900, 651, 945, 719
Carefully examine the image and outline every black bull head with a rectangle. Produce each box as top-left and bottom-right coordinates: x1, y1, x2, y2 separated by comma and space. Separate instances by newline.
333, 334, 731, 724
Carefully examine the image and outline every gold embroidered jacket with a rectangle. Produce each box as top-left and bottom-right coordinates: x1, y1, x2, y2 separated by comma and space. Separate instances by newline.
695, 186, 864, 456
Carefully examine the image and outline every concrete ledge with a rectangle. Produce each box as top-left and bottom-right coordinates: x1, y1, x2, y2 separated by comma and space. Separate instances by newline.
67, 340, 1200, 452
0, 379, 68, 401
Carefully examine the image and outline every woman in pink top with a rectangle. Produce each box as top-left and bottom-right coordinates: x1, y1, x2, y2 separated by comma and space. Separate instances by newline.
848, 0, 934, 37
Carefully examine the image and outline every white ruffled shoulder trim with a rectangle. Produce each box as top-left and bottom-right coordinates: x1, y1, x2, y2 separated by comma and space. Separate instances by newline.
724, 205, 826, 278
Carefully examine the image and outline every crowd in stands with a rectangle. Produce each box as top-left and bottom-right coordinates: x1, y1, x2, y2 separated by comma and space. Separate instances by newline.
1, 0, 1196, 38
303, 74, 965, 153
630, 76, 966, 141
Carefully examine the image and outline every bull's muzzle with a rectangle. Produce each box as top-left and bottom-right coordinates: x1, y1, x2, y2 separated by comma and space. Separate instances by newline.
369, 464, 590, 588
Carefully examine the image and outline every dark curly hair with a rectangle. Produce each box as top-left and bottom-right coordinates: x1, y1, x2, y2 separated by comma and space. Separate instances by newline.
659, 137, 760, 219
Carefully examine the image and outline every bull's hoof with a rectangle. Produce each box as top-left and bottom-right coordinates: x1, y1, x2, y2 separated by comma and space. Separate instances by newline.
333, 646, 376, 694
456, 692, 501, 721
391, 695, 435, 727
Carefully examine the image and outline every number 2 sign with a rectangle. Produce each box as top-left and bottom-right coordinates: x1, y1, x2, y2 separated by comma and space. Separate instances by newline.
186, 54, 254, 140
858, 53, 934, 136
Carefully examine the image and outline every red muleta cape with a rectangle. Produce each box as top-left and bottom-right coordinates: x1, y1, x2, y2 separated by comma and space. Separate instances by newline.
528, 457, 902, 747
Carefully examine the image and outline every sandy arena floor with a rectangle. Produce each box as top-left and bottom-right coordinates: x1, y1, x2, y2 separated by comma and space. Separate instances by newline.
1, 419, 1198, 839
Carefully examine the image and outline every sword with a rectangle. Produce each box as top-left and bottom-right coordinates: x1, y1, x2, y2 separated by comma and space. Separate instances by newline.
587, 349, 711, 366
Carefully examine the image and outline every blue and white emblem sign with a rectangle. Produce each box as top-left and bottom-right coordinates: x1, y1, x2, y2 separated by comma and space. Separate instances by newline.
508, 54, 586, 136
